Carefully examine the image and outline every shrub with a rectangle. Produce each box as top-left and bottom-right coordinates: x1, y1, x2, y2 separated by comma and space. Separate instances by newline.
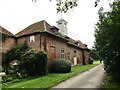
4, 42, 29, 66
3, 42, 48, 81
19, 50, 37, 76
19, 50, 48, 76
2, 75, 13, 83
51, 60, 71, 73
35, 50, 48, 75
89, 58, 94, 64
2, 42, 29, 78
89, 60, 93, 64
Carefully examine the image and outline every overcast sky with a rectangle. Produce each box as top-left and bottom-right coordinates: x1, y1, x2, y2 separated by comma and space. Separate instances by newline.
0, 0, 111, 49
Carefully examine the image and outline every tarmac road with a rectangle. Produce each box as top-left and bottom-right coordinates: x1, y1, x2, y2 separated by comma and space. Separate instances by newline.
52, 64, 105, 88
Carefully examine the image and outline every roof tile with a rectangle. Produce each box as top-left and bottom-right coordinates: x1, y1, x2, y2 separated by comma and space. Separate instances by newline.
0, 26, 14, 36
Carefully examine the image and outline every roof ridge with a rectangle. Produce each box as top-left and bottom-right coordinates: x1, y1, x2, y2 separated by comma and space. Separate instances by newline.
15, 20, 49, 37
0, 26, 14, 36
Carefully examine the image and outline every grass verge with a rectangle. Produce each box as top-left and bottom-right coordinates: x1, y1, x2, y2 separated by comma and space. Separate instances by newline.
103, 75, 120, 89
2, 62, 99, 89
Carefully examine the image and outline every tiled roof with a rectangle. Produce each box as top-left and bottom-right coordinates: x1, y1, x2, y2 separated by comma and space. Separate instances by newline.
64, 35, 90, 50
15, 20, 51, 37
65, 36, 83, 49
44, 31, 68, 42
14, 20, 89, 50
0, 26, 14, 36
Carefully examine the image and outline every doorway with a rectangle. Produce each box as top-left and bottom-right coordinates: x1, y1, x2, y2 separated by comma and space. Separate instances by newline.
74, 50, 77, 65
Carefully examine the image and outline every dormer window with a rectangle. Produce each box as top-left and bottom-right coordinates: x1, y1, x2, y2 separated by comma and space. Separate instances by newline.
50, 26, 59, 34
65, 36, 69, 39
85, 44, 87, 47
30, 35, 35, 42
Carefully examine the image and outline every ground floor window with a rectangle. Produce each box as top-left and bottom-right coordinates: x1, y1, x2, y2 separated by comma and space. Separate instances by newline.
67, 53, 70, 61
74, 50, 77, 57
61, 48, 65, 60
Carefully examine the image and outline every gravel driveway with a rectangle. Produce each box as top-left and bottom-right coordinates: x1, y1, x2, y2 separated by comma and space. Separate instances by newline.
51, 64, 105, 88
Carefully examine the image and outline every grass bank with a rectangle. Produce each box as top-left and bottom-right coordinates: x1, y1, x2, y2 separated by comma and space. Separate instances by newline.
106, 82, 120, 88
2, 61, 99, 89
103, 75, 120, 89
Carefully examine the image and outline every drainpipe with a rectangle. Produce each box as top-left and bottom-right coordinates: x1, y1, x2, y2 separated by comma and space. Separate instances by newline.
82, 49, 85, 65
44, 37, 47, 52
40, 34, 41, 49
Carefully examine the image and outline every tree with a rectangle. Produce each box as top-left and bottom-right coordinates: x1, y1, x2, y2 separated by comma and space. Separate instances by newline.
32, 0, 78, 13
54, 0, 118, 13
94, 1, 120, 83
90, 47, 100, 61
55, 0, 78, 13
32, 0, 117, 13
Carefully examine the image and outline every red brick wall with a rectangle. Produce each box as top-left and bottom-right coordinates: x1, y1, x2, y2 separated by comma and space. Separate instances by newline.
17, 34, 41, 50
67, 45, 83, 65
84, 50, 90, 64
1, 36, 16, 52
45, 35, 68, 67
45, 35, 83, 67
16, 33, 90, 67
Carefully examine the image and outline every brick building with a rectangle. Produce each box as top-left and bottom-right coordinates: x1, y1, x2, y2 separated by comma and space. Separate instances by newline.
0, 26, 16, 65
0, 26, 16, 53
0, 19, 90, 67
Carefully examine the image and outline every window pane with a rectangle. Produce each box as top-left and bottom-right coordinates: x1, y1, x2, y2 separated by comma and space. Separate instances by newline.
74, 50, 76, 57
61, 48, 64, 60
68, 53, 70, 60
30, 35, 35, 42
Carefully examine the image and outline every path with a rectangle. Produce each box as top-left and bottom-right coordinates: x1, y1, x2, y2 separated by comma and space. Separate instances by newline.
51, 64, 105, 88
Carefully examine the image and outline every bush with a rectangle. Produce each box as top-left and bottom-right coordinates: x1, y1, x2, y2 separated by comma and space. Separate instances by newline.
89, 60, 93, 64
2, 75, 13, 83
3, 42, 48, 81
3, 42, 29, 67
19, 50, 48, 76
89, 58, 94, 64
35, 50, 48, 75
51, 60, 71, 73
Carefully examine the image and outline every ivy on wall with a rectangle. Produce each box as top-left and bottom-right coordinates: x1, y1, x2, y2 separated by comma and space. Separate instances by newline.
0, 33, 8, 42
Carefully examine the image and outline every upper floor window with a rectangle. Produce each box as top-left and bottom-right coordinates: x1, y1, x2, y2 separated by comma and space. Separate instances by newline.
61, 48, 65, 60
30, 35, 35, 42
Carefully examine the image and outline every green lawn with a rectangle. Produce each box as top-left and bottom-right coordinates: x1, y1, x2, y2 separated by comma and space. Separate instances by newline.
2, 62, 99, 89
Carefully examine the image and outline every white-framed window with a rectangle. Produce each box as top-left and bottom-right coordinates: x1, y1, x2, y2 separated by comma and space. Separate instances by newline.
61, 48, 65, 60
30, 35, 35, 42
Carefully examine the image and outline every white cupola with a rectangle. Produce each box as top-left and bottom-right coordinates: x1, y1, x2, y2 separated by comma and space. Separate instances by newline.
56, 18, 68, 35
